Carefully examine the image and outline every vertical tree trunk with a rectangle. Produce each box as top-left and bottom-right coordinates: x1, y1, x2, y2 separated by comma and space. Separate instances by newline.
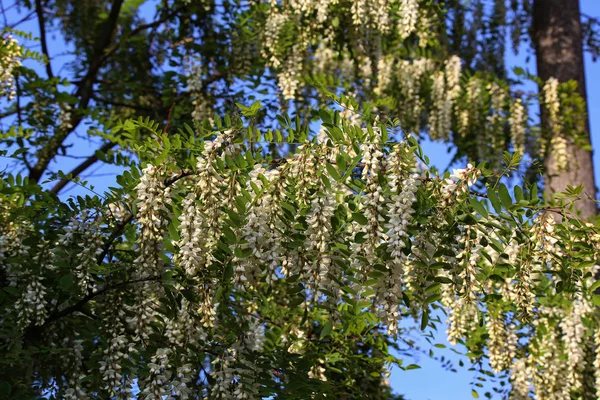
533, 0, 598, 218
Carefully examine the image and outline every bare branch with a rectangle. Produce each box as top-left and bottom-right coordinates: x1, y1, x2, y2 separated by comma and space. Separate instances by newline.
34, 0, 53, 79
50, 141, 117, 194
29, 0, 126, 183
41, 276, 161, 327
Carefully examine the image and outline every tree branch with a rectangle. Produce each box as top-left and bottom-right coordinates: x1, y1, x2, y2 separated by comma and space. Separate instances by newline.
41, 276, 161, 327
28, 3, 181, 184
50, 141, 117, 194
34, 0, 53, 79
91, 94, 156, 112
28, 0, 126, 183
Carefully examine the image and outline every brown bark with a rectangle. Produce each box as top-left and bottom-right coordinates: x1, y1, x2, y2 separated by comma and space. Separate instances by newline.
533, 0, 598, 218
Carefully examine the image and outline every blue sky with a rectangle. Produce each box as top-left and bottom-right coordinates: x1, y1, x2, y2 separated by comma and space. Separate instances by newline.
3, 1, 600, 398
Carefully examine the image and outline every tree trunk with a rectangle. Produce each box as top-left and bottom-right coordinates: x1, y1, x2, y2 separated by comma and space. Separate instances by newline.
532, 0, 598, 218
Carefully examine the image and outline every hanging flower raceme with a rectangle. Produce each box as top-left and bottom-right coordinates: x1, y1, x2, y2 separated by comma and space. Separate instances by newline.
236, 165, 286, 290
509, 98, 527, 154
560, 295, 593, 391
128, 164, 173, 342
486, 311, 517, 373
531, 310, 571, 400
379, 142, 419, 335
56, 210, 103, 293
398, 0, 419, 39
0, 34, 22, 100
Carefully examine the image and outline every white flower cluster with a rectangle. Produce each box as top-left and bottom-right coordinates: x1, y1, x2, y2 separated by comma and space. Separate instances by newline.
99, 292, 134, 398
177, 134, 233, 276
457, 77, 483, 137
445, 56, 462, 100
15, 271, 48, 328
398, 0, 419, 39
543, 78, 561, 135
135, 165, 172, 278
98, 334, 134, 398
0, 218, 31, 287
186, 62, 213, 122
531, 313, 570, 400
416, 10, 434, 47
531, 212, 559, 264
550, 135, 569, 172
236, 166, 285, 290
308, 359, 328, 382
176, 133, 237, 326
63, 338, 87, 400
358, 128, 386, 274
380, 143, 419, 335
560, 296, 592, 391
396, 58, 433, 132
512, 261, 535, 319
14, 242, 52, 328
484, 82, 507, 166
57, 103, 73, 132
57, 210, 103, 293
374, 55, 393, 96
140, 347, 173, 399
444, 295, 478, 346
210, 320, 264, 399
428, 71, 451, 140
0, 35, 22, 100
304, 168, 338, 302
155, 300, 202, 399
509, 98, 527, 154
428, 56, 462, 139
440, 163, 480, 207
509, 358, 532, 400
351, 0, 369, 26
130, 165, 172, 341
543, 78, 570, 171
278, 45, 303, 100
313, 40, 337, 76
486, 312, 517, 373
262, 10, 288, 68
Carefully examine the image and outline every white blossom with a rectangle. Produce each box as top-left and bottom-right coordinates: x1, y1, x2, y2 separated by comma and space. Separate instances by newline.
0, 35, 22, 100
398, 0, 418, 39
509, 98, 527, 154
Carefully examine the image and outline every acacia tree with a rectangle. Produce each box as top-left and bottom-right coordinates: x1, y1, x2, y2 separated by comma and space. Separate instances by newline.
1, 0, 600, 399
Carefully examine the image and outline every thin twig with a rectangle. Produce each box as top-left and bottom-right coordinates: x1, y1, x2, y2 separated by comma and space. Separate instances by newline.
34, 0, 53, 79
162, 103, 176, 135
50, 141, 117, 194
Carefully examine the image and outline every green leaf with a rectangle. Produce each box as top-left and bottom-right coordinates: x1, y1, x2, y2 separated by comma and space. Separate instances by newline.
325, 163, 341, 181
470, 199, 488, 218
222, 264, 233, 282
222, 226, 236, 244
0, 381, 11, 397
420, 311, 429, 330
320, 319, 333, 338
487, 188, 502, 213
352, 212, 368, 225
514, 185, 524, 202
59, 275, 74, 291
530, 183, 539, 201
498, 184, 513, 210
472, 389, 480, 399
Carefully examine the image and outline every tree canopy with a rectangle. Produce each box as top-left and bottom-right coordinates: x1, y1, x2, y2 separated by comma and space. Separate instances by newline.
1, 0, 600, 399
